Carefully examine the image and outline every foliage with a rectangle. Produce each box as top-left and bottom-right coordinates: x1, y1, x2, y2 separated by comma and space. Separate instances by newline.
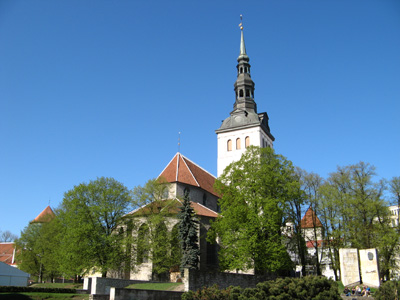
374, 280, 400, 300
131, 178, 182, 278
319, 162, 397, 279
297, 170, 324, 276
181, 276, 341, 300
178, 189, 200, 274
57, 177, 132, 277
209, 146, 302, 274
16, 219, 61, 282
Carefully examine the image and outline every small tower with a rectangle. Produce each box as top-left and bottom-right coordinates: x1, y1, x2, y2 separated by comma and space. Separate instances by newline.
216, 19, 275, 177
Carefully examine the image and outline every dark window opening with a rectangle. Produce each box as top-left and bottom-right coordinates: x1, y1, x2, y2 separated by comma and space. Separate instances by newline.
239, 90, 243, 97
246, 89, 250, 97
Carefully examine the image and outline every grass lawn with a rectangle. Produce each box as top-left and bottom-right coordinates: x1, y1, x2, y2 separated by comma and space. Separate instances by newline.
125, 282, 183, 291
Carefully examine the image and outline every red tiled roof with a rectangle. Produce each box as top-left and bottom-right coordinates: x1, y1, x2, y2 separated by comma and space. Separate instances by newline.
301, 207, 323, 228
158, 153, 219, 197
306, 240, 324, 248
31, 206, 55, 223
0, 243, 16, 266
129, 199, 219, 218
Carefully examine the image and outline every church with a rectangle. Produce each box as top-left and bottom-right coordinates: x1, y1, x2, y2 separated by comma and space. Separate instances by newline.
121, 24, 278, 281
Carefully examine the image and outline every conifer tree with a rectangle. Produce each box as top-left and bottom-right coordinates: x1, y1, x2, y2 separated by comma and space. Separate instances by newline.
178, 190, 200, 274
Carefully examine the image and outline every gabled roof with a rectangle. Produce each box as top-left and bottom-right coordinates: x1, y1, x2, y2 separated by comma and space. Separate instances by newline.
0, 243, 16, 266
30, 206, 55, 224
158, 153, 218, 197
301, 207, 323, 228
128, 198, 219, 219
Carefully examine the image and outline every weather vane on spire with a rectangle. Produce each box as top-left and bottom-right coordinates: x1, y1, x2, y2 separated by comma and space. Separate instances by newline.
239, 14, 243, 30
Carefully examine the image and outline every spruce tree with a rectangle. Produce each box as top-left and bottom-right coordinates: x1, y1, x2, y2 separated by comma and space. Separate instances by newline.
178, 189, 200, 275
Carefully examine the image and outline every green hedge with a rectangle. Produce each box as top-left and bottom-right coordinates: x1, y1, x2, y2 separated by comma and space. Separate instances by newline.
182, 276, 341, 300
374, 280, 400, 300
0, 286, 76, 294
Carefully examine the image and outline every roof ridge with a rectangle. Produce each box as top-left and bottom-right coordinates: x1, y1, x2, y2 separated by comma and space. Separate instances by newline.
180, 155, 200, 187
157, 152, 180, 179
179, 153, 217, 179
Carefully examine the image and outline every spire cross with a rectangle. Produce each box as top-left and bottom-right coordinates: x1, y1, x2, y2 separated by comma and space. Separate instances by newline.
178, 132, 181, 152
239, 14, 243, 30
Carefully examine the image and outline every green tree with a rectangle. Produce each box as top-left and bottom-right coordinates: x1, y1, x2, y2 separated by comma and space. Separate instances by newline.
209, 146, 301, 274
57, 177, 132, 277
178, 189, 200, 274
16, 219, 61, 282
297, 169, 325, 276
131, 178, 181, 280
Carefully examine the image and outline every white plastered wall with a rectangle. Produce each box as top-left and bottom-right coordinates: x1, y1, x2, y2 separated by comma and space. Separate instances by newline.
217, 126, 273, 177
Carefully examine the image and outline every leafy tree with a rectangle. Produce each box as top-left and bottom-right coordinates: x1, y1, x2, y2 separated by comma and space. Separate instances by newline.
57, 177, 132, 277
209, 146, 302, 274
285, 167, 308, 276
0, 230, 18, 242
178, 189, 200, 274
297, 169, 325, 276
16, 220, 61, 282
131, 178, 181, 279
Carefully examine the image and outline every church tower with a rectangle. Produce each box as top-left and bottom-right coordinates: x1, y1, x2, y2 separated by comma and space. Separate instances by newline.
216, 22, 275, 177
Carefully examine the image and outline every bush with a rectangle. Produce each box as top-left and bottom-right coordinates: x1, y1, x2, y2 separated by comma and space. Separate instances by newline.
181, 276, 341, 300
375, 280, 400, 300
0, 286, 76, 294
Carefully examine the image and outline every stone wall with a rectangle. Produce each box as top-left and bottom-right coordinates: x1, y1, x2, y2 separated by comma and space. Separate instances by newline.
88, 277, 159, 295
183, 268, 275, 291
110, 287, 183, 300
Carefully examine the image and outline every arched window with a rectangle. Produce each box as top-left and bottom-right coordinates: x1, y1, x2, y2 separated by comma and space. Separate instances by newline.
246, 89, 250, 97
245, 136, 250, 148
137, 224, 150, 264
236, 138, 241, 150
244, 67, 248, 73
240, 67, 243, 73
227, 139, 232, 151
239, 89, 243, 97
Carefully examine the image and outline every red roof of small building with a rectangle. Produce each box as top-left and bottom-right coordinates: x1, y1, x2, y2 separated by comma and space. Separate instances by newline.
0, 243, 16, 266
30, 206, 55, 223
301, 207, 323, 228
306, 240, 324, 248
158, 153, 219, 197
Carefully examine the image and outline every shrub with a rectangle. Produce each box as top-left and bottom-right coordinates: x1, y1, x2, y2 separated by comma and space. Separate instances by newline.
181, 276, 341, 300
374, 280, 400, 300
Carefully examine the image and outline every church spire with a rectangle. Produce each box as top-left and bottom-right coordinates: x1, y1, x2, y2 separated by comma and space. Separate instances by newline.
233, 16, 256, 114
215, 17, 275, 177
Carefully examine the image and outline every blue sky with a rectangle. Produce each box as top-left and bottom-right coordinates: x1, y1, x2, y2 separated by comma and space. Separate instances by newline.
1, 0, 399, 237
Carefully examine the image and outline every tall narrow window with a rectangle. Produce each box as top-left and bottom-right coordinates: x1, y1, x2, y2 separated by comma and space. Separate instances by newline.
227, 139, 232, 151
239, 89, 243, 97
240, 67, 243, 73
246, 89, 250, 97
245, 136, 250, 148
236, 138, 241, 150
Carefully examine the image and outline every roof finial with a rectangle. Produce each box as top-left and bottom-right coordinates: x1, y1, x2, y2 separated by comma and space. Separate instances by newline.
238, 14, 248, 60
178, 131, 181, 153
